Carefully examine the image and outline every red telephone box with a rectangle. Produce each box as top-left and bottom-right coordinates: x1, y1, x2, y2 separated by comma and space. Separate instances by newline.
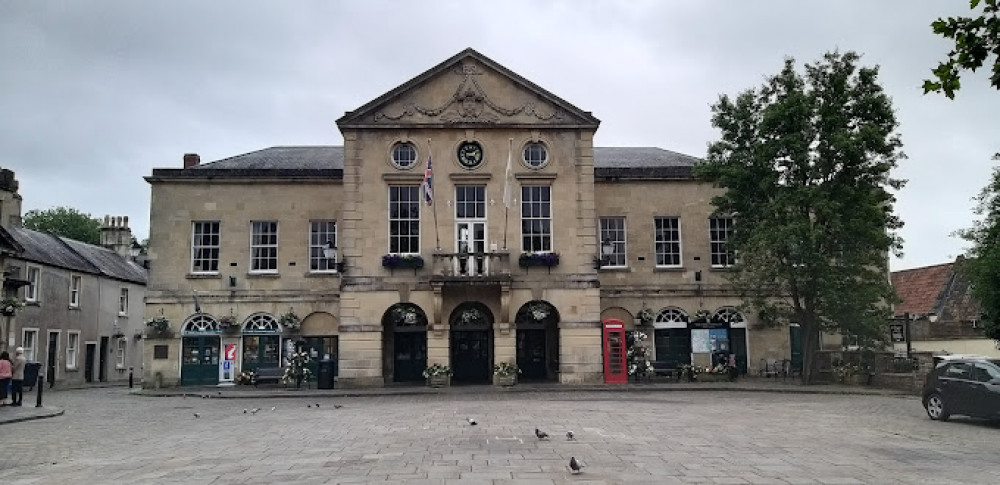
603, 319, 627, 384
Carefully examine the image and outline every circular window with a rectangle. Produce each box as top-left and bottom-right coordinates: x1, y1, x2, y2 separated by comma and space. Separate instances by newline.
523, 142, 548, 168
391, 142, 418, 169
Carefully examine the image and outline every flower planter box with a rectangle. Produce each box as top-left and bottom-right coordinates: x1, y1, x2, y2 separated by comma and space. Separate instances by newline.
426, 375, 451, 388
518, 254, 560, 268
493, 374, 517, 387
382, 255, 425, 270
696, 372, 730, 382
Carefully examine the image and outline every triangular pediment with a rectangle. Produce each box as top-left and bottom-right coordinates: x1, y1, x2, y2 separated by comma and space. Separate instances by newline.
337, 48, 600, 129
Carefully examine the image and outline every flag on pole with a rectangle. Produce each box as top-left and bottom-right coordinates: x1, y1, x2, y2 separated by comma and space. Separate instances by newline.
193, 290, 202, 314
422, 153, 434, 206
502, 139, 514, 209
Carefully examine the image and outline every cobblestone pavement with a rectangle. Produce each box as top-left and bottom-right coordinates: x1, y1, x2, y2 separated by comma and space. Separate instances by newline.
0, 387, 998, 484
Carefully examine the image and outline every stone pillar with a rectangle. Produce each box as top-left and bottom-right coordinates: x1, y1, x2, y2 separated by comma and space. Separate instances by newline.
336, 328, 383, 388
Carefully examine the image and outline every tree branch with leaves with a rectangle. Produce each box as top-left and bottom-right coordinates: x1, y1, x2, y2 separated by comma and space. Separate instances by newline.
923, 0, 1000, 98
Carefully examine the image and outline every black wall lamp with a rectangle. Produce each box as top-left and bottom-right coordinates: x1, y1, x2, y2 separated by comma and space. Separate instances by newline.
323, 241, 346, 273
594, 239, 615, 269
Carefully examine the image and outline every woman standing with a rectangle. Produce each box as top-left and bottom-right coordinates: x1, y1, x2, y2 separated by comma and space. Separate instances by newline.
0, 351, 12, 406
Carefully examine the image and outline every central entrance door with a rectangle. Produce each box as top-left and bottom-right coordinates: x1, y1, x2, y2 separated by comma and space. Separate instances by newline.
449, 301, 493, 384
451, 330, 490, 384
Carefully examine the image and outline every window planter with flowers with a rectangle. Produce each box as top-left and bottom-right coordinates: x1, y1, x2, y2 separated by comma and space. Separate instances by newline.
518, 252, 560, 269
636, 308, 655, 326
422, 363, 452, 387
146, 315, 171, 336
493, 361, 519, 387
278, 308, 301, 331
382, 254, 425, 270
697, 363, 737, 382
1, 297, 24, 316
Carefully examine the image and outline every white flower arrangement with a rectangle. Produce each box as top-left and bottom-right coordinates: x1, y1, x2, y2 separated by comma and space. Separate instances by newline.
692, 309, 712, 322
146, 315, 170, 333
422, 363, 452, 378
1, 297, 24, 316
493, 361, 520, 376
282, 350, 312, 386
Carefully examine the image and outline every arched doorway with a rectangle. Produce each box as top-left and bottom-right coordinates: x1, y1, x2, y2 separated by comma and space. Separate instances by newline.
713, 307, 748, 375
383, 303, 428, 383
652, 307, 691, 369
181, 314, 220, 386
449, 302, 493, 384
241, 313, 281, 373
515, 300, 559, 381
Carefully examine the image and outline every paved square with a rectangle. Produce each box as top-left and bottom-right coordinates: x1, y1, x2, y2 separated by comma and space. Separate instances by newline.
1, 388, 997, 484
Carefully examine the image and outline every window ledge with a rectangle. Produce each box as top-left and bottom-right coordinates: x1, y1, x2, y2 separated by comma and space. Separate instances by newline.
25, 301, 40, 306
598, 267, 629, 272
247, 272, 280, 279
710, 266, 735, 272
305, 272, 340, 278
68, 306, 80, 311
653, 267, 686, 272
186, 273, 221, 280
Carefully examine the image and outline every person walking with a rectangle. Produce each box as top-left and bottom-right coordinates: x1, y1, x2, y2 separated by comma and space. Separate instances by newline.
0, 350, 11, 406
11, 347, 25, 407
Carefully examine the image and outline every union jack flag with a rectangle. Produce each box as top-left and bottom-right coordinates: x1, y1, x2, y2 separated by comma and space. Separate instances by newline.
422, 154, 433, 206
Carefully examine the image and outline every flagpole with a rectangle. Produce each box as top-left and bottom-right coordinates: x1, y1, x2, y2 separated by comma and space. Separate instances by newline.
503, 138, 512, 250
428, 138, 441, 250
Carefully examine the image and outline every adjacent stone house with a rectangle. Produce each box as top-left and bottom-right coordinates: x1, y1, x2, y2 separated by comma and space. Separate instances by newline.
143, 48, 805, 388
0, 169, 148, 387
891, 258, 997, 357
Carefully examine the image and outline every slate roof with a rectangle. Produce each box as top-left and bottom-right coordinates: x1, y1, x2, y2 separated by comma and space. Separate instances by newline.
0, 225, 23, 255
151, 145, 700, 180
890, 262, 954, 317
5, 226, 146, 285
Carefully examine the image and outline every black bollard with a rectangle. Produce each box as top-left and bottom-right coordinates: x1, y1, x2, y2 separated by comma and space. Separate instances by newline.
128, 367, 134, 389
36, 374, 43, 408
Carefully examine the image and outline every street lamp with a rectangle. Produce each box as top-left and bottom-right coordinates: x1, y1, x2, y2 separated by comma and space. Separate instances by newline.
323, 241, 345, 273
595, 239, 614, 269
128, 241, 142, 259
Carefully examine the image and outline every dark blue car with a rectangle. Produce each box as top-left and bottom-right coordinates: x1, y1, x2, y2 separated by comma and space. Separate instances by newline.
922, 357, 1000, 421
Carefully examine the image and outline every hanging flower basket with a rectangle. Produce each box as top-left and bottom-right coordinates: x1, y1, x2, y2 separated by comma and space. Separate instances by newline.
382, 254, 424, 269
691, 309, 712, 322
218, 315, 239, 332
146, 316, 170, 333
278, 309, 301, 331
518, 252, 560, 268
636, 308, 655, 326
1, 297, 24, 316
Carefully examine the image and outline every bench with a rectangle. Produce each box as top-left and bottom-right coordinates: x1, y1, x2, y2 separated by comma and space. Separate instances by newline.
651, 361, 680, 380
252, 367, 285, 387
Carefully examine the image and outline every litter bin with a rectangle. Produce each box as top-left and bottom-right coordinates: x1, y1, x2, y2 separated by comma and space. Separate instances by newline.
24, 362, 42, 391
317, 359, 336, 390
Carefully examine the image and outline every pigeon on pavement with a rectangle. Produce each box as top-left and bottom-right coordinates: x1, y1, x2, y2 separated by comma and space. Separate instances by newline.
271, 406, 276, 411
468, 418, 477, 426
243, 409, 247, 414
566, 431, 575, 441
535, 428, 549, 440
193, 413, 200, 418
250, 408, 260, 414
333, 404, 343, 409
569, 456, 583, 474
315, 403, 320, 408
307, 404, 312, 408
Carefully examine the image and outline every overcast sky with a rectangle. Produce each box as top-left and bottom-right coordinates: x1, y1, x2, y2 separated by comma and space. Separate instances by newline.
2, 1, 997, 271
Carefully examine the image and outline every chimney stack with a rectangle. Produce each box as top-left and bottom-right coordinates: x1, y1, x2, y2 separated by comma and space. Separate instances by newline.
183, 153, 201, 168
0, 168, 23, 228
100, 215, 133, 257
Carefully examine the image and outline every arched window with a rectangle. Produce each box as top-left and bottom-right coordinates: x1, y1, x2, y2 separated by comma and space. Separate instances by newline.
183, 314, 219, 334
713, 307, 746, 328
244, 313, 280, 333
654, 307, 688, 329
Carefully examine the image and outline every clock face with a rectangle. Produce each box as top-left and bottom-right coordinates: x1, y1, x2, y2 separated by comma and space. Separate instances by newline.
457, 142, 484, 168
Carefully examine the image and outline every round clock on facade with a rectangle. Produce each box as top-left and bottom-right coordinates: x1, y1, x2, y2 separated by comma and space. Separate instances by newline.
457, 141, 484, 169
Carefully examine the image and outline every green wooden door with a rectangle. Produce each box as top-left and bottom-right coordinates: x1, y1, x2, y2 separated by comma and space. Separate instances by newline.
653, 328, 692, 368
181, 336, 220, 386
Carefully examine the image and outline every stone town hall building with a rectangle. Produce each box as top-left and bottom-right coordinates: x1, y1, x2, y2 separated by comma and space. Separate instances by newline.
142, 49, 799, 388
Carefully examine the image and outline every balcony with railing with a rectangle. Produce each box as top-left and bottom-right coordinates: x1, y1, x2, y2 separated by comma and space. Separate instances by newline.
430, 250, 512, 283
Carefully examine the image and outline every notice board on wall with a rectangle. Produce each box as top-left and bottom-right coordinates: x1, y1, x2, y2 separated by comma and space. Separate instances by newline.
691, 329, 711, 353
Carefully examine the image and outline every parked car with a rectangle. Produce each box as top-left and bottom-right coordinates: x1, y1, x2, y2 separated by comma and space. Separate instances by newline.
922, 357, 1000, 421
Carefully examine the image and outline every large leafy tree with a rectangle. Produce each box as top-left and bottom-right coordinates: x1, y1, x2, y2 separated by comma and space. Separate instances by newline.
923, 0, 1000, 98
23, 206, 102, 245
695, 51, 905, 383
956, 155, 1000, 343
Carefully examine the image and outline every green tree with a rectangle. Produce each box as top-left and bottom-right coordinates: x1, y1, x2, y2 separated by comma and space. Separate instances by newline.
923, 0, 1000, 98
695, 51, 905, 383
23, 206, 101, 244
956, 155, 1000, 343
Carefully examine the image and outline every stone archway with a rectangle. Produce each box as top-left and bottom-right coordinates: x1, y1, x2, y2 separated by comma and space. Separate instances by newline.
382, 303, 428, 383
514, 300, 560, 381
449, 302, 494, 384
